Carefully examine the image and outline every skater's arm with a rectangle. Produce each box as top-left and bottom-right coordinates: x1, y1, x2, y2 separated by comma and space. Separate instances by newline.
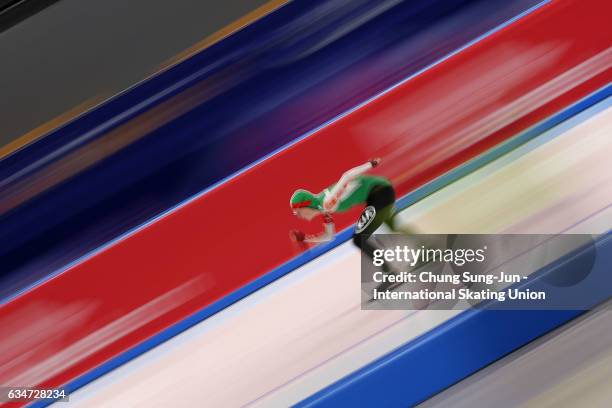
323, 158, 381, 212
291, 215, 336, 243
304, 215, 335, 243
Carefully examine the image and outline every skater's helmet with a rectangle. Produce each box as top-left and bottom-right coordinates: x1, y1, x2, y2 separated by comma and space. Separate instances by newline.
290, 189, 318, 210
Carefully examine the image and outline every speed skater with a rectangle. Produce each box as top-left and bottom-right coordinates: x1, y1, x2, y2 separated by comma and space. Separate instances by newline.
289, 157, 410, 274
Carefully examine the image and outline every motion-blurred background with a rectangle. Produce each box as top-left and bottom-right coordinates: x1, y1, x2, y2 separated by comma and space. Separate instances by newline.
0, 0, 610, 407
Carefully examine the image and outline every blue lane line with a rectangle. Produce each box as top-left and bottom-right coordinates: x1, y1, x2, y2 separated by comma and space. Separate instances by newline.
28, 83, 612, 408
296, 232, 612, 408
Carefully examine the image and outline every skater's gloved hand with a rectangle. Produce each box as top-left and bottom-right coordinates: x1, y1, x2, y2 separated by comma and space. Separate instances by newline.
369, 157, 382, 167
290, 230, 306, 242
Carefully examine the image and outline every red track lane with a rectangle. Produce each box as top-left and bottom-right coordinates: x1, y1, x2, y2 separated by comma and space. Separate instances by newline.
1, 0, 611, 392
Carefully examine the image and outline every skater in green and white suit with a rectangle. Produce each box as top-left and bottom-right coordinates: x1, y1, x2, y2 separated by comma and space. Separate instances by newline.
290, 158, 403, 273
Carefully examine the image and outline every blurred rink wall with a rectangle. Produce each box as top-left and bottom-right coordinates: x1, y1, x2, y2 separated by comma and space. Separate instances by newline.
0, 0, 541, 298
0, 0, 611, 407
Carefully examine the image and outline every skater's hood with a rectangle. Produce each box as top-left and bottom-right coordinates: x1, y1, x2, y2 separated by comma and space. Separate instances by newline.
290, 189, 319, 209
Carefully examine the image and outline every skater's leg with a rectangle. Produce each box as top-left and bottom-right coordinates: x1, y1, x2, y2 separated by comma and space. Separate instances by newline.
353, 232, 391, 272
354, 185, 403, 288
366, 184, 414, 234
383, 206, 423, 235
353, 201, 389, 270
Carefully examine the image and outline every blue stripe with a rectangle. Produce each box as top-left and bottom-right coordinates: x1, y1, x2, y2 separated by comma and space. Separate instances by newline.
28, 83, 612, 407
296, 233, 612, 407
